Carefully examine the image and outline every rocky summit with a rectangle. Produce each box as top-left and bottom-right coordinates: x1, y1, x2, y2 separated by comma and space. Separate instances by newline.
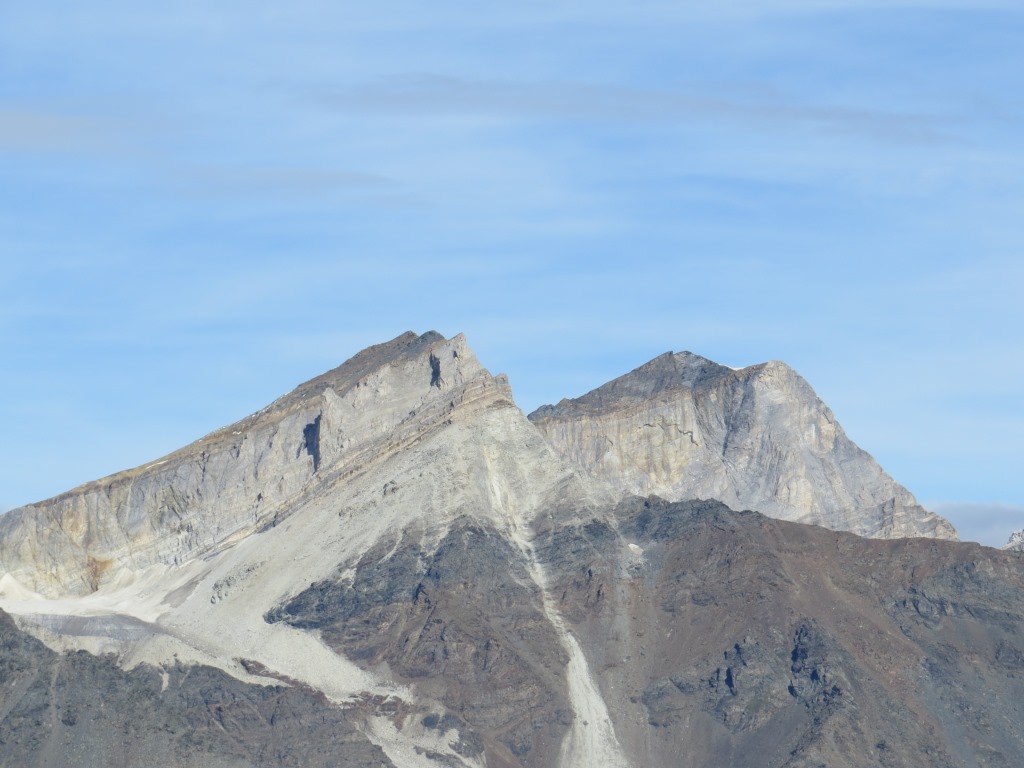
528, 350, 955, 540
2, 331, 1020, 768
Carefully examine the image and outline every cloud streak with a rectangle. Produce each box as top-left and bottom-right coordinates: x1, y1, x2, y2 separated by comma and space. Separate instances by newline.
179, 166, 399, 199
0, 109, 101, 152
321, 75, 957, 145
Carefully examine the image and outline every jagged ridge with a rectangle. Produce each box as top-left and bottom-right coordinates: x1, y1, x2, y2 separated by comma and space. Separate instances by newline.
0, 331, 512, 596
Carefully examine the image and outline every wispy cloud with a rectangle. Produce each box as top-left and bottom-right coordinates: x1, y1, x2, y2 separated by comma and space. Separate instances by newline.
178, 165, 400, 200
321, 75, 956, 145
0, 108, 101, 152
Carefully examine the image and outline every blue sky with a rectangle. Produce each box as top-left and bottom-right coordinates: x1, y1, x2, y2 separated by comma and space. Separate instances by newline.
2, 1, 1022, 545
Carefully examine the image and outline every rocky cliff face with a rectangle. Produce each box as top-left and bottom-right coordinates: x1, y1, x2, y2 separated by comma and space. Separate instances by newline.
0, 331, 527, 597
3, 331, 1013, 768
529, 496, 1024, 768
529, 350, 955, 540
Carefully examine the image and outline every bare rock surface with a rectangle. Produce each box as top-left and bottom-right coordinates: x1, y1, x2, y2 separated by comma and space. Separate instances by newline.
0, 609, 394, 768
0, 331, 513, 596
1, 331, 620, 767
533, 496, 1024, 767
529, 350, 956, 539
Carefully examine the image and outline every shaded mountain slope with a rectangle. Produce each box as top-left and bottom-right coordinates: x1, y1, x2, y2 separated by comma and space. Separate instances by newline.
0, 610, 393, 768
264, 496, 1024, 767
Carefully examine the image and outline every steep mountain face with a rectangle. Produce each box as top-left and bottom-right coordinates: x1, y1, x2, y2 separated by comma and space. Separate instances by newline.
0, 331, 537, 597
0, 331, 615, 767
3, 498, 1023, 768
528, 351, 955, 540
1005, 530, 1024, 551
3, 330, 1018, 768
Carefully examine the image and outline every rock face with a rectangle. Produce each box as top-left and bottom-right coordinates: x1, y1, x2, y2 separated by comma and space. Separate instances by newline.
5, 330, 1018, 768
530, 497, 1024, 768
529, 350, 955, 539
6, 498, 1022, 768
0, 331, 523, 597
0, 610, 394, 768
266, 520, 575, 766
1, 330, 615, 768
1005, 530, 1024, 551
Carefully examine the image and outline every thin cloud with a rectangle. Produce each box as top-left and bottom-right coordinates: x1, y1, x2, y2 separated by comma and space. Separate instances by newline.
185, 166, 397, 193
0, 108, 101, 152
321, 74, 957, 145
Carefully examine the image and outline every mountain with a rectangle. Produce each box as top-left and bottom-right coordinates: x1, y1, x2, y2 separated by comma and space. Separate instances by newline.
2, 331, 1020, 768
529, 351, 955, 540
1005, 530, 1024, 552
0, 330, 576, 598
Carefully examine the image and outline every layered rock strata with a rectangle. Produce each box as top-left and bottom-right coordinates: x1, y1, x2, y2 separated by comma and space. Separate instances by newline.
0, 331, 522, 596
529, 350, 956, 539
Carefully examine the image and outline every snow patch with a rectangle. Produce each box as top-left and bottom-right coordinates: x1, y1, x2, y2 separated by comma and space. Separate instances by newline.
362, 716, 487, 768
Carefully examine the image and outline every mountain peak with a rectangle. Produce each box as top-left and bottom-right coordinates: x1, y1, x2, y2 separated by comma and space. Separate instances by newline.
529, 349, 955, 540
0, 330, 508, 596
530, 350, 733, 420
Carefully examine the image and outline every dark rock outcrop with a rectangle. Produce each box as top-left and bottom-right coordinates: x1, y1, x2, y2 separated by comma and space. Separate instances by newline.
0, 610, 393, 768
268, 521, 572, 767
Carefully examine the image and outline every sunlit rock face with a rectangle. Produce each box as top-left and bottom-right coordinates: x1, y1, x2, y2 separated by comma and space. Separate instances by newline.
0, 331, 528, 596
529, 350, 956, 540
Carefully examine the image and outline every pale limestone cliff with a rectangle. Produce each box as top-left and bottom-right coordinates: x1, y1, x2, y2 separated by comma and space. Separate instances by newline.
0, 331, 525, 596
528, 350, 956, 540
1005, 530, 1024, 551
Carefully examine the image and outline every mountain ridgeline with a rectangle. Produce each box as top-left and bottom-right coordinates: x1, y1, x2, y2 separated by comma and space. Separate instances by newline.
527, 350, 954, 540
2, 331, 1019, 768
